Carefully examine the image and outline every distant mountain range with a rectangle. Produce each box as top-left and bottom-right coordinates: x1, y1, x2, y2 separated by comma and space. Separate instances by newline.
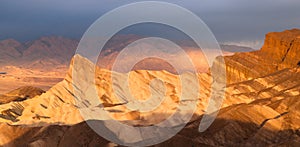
0, 36, 77, 70
0, 35, 254, 72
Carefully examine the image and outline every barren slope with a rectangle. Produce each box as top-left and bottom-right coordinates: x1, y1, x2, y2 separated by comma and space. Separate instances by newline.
222, 29, 300, 84
0, 54, 299, 146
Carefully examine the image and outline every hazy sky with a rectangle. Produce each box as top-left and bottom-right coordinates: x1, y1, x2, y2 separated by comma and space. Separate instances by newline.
1, 0, 300, 49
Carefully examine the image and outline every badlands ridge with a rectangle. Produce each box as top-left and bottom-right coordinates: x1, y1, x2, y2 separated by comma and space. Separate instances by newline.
0, 29, 299, 146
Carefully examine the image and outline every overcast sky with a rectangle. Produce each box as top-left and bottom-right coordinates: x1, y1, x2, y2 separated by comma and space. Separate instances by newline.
1, 0, 300, 49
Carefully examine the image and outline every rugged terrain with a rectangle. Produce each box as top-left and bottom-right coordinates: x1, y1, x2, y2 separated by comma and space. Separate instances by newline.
0, 29, 299, 146
0, 54, 300, 146
223, 29, 300, 84
0, 35, 250, 94
0, 86, 44, 104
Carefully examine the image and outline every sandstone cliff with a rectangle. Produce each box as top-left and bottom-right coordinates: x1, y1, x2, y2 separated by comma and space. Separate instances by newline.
224, 29, 300, 84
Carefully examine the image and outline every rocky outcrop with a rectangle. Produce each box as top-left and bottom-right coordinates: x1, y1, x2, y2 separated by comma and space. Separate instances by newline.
2, 100, 298, 147
223, 68, 300, 106
161, 95, 300, 146
0, 86, 45, 104
223, 29, 300, 84
159, 68, 300, 146
0, 121, 113, 147
0, 55, 210, 125
0, 53, 299, 146
1, 29, 300, 146
261, 29, 300, 62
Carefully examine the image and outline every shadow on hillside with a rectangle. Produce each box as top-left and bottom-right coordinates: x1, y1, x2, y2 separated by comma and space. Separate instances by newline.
3, 116, 300, 147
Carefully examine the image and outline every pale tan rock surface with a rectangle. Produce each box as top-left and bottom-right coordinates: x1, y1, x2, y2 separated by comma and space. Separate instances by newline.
0, 54, 299, 146
0, 30, 300, 146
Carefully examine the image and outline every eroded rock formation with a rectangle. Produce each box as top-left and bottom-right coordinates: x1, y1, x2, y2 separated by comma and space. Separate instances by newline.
223, 29, 300, 84
0, 29, 300, 146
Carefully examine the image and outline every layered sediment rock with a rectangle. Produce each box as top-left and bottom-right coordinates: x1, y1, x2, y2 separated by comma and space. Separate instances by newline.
0, 54, 299, 146
224, 29, 300, 84
0, 29, 300, 146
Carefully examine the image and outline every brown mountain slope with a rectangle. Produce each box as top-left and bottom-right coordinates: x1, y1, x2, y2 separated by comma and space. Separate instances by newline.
1, 30, 300, 146
0, 98, 299, 147
0, 36, 78, 69
0, 54, 299, 146
20, 36, 78, 69
161, 92, 300, 146
0, 67, 299, 146
0, 37, 77, 94
0, 39, 22, 66
0, 86, 44, 104
223, 29, 300, 84
0, 121, 113, 147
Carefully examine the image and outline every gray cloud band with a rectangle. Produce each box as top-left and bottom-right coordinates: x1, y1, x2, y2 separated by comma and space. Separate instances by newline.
73, 1, 226, 146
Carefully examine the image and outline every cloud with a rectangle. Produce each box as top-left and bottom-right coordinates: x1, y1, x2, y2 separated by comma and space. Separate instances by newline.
0, 0, 299, 45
